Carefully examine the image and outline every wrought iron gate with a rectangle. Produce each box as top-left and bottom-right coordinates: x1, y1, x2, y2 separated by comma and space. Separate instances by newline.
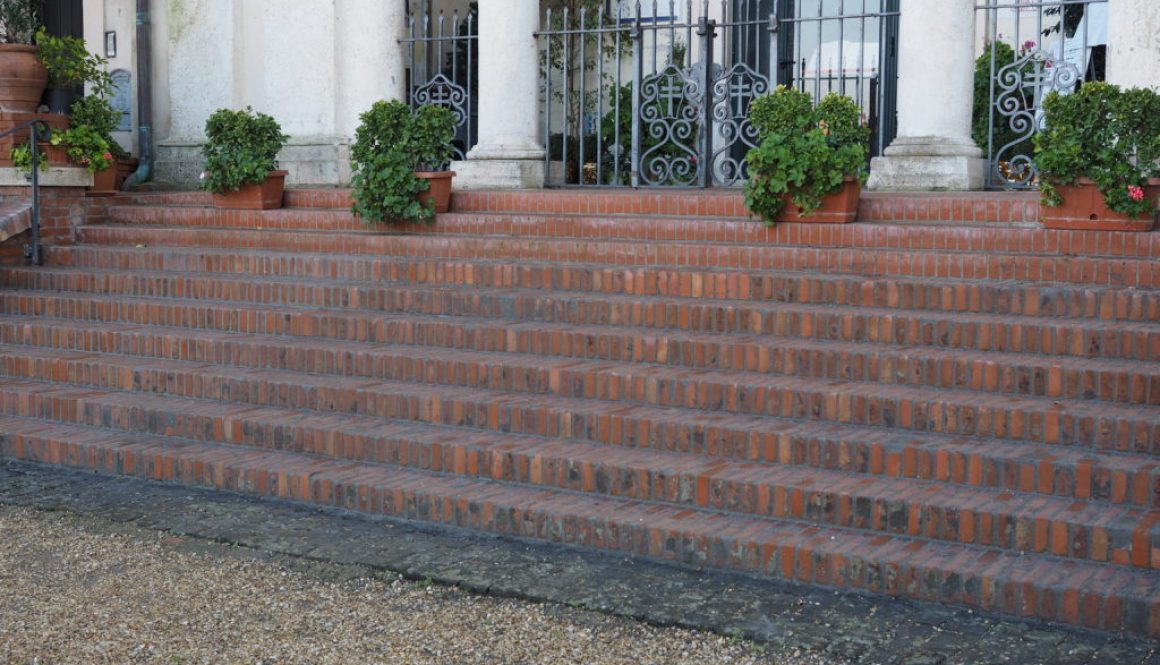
975, 0, 1107, 189
538, 0, 899, 188
401, 3, 478, 159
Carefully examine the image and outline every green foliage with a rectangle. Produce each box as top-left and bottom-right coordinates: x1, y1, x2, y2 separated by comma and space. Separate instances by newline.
350, 100, 456, 224
51, 123, 113, 172
200, 107, 288, 195
744, 87, 870, 225
35, 28, 112, 96
0, 0, 41, 44
9, 142, 45, 172
69, 95, 128, 159
1034, 82, 1160, 218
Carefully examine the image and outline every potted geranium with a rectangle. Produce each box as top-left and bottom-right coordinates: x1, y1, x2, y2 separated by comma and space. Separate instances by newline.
200, 106, 289, 210
350, 100, 456, 224
744, 86, 870, 225
68, 95, 132, 192
51, 123, 114, 193
1034, 82, 1160, 232
0, 0, 46, 112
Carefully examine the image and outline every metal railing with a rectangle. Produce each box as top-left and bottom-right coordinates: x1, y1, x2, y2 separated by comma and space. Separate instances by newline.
975, 0, 1108, 189
0, 120, 45, 266
401, 5, 478, 160
538, 0, 899, 189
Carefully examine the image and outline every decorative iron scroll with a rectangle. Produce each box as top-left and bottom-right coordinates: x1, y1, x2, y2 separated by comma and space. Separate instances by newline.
639, 65, 702, 187
411, 74, 470, 160
991, 49, 1080, 188
710, 62, 769, 186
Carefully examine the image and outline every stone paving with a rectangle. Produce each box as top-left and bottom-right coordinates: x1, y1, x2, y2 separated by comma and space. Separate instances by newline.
0, 459, 1155, 665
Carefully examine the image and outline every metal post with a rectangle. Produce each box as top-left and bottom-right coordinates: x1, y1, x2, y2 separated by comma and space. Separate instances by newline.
28, 123, 41, 266
697, 15, 716, 188
631, 18, 643, 188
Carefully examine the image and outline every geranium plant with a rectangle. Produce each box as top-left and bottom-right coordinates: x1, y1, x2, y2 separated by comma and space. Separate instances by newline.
200, 107, 288, 195
51, 123, 113, 172
743, 86, 870, 225
350, 100, 455, 224
1034, 82, 1160, 219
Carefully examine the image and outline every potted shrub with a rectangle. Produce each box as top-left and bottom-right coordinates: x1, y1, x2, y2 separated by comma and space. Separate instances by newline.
351, 100, 456, 224
51, 123, 114, 193
0, 0, 47, 112
34, 27, 111, 113
744, 86, 870, 225
1034, 82, 1160, 232
200, 106, 289, 210
68, 94, 131, 192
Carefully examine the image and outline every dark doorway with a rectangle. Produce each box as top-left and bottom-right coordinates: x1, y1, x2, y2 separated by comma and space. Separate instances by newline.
43, 0, 84, 38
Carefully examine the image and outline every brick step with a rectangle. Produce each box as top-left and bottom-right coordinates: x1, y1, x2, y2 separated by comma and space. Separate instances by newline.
0, 342, 1154, 458
2, 332, 1156, 509
4, 314, 1155, 407
76, 224, 1160, 289
4, 273, 1157, 363
45, 245, 1160, 324
0, 378, 1154, 571
2, 411, 1157, 637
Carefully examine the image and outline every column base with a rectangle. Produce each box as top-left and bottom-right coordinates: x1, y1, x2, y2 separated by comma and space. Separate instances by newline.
451, 159, 545, 190
867, 137, 986, 191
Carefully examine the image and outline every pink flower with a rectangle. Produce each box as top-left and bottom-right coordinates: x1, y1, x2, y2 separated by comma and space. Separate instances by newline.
1127, 185, 1145, 202
1022, 40, 1036, 52
103, 152, 113, 161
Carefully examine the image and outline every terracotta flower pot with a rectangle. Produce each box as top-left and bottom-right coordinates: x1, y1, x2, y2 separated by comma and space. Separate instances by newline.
88, 165, 118, 196
0, 44, 48, 113
1040, 178, 1159, 232
776, 176, 861, 224
211, 170, 288, 210
415, 170, 455, 214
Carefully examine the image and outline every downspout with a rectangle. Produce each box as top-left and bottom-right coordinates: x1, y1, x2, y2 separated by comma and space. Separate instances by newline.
123, 0, 152, 188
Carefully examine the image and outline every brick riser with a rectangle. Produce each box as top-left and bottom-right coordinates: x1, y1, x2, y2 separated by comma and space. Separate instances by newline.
45, 246, 1160, 324
80, 224, 1160, 290
4, 276, 1156, 363
0, 376, 1154, 574
6, 417, 1155, 636
2, 190, 1159, 638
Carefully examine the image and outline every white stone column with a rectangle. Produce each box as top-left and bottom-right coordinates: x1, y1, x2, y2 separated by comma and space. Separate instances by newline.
452, 0, 545, 189
867, 0, 985, 191
1106, 0, 1160, 89
335, 0, 407, 138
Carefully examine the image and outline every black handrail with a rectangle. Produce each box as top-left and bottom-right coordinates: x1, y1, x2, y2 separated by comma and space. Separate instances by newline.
0, 119, 44, 265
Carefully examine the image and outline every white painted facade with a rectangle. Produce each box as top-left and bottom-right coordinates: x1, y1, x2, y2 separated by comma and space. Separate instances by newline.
79, 0, 1160, 190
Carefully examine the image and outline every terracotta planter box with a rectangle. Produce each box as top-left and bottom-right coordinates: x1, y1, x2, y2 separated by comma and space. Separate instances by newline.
87, 165, 118, 196
211, 170, 287, 210
415, 170, 455, 214
1040, 178, 1160, 232
776, 177, 861, 224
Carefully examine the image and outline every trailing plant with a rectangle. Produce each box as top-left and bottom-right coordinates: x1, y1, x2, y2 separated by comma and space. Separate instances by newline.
35, 28, 112, 97
200, 106, 288, 195
350, 100, 456, 224
1034, 81, 1160, 218
51, 124, 113, 172
9, 143, 45, 172
743, 86, 870, 225
69, 95, 129, 159
0, 0, 41, 44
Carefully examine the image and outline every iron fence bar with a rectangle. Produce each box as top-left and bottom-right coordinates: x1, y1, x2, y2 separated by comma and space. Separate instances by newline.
544, 8, 554, 184
697, 14, 716, 188
631, 13, 643, 188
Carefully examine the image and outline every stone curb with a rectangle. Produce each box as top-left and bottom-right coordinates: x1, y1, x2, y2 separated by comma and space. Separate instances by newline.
1, 459, 1155, 665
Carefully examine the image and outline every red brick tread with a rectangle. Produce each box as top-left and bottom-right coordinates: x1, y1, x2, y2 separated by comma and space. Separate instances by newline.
0, 384, 1154, 571
77, 224, 1160, 289
4, 273, 1157, 362
45, 245, 1160, 323
2, 412, 1158, 636
2, 314, 1155, 406
0, 342, 1155, 458
0, 327, 1155, 507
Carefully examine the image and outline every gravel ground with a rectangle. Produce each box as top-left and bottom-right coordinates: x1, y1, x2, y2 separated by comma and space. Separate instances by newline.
0, 504, 840, 665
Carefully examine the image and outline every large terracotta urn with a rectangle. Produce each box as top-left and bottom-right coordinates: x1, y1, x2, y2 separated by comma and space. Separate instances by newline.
0, 44, 48, 112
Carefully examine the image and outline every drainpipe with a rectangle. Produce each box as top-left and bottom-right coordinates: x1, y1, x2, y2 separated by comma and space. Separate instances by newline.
123, 0, 152, 188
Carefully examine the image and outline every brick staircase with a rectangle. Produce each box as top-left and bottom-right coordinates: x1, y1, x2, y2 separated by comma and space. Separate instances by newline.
1, 188, 1158, 638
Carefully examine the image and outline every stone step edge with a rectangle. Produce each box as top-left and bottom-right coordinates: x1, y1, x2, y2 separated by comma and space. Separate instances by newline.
2, 413, 1155, 638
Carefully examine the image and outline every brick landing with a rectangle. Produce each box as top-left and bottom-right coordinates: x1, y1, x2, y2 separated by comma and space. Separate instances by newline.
1, 187, 1158, 638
